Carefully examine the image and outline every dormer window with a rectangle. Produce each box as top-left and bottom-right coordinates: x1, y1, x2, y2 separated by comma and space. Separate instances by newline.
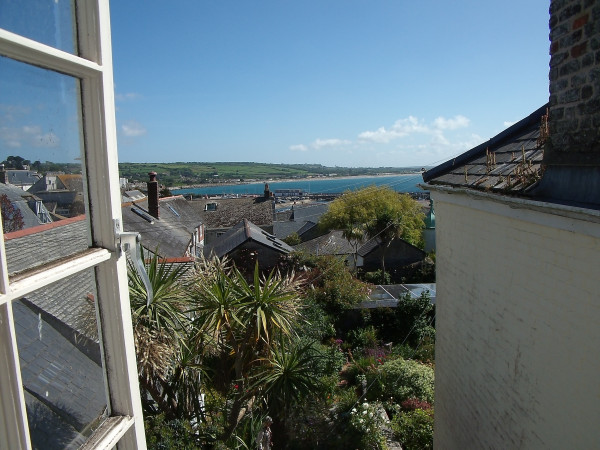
205, 202, 218, 211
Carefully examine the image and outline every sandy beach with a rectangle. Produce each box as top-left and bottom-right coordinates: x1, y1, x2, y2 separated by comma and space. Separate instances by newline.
170, 172, 421, 191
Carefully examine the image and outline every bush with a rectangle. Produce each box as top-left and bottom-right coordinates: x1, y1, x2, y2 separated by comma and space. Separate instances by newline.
393, 292, 435, 347
297, 298, 336, 342
391, 408, 434, 450
348, 325, 379, 350
363, 270, 391, 285
144, 414, 200, 449
283, 232, 302, 246
303, 255, 371, 316
366, 357, 434, 405
348, 402, 388, 449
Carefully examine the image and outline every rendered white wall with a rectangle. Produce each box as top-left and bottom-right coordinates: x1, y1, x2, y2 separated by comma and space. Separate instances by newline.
432, 189, 600, 449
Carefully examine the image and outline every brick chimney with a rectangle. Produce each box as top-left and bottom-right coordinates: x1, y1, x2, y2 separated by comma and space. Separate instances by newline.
535, 0, 600, 206
147, 172, 159, 218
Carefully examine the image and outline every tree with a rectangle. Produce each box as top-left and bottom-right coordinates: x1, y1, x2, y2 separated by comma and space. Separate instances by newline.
189, 260, 303, 441
319, 186, 425, 274
0, 194, 24, 233
3, 155, 30, 170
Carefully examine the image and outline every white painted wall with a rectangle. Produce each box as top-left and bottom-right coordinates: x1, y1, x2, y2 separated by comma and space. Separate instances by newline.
431, 188, 600, 449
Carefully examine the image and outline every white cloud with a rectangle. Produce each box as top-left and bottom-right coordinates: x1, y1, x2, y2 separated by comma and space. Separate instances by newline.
358, 114, 470, 145
310, 138, 351, 149
121, 121, 147, 137
0, 125, 59, 148
433, 115, 470, 130
290, 144, 308, 152
503, 121, 516, 128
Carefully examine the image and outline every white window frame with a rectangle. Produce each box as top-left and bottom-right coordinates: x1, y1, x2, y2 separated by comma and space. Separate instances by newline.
0, 2, 146, 449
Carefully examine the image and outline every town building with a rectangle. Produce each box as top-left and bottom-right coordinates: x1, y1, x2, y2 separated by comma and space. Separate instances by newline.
203, 219, 293, 273
121, 173, 204, 259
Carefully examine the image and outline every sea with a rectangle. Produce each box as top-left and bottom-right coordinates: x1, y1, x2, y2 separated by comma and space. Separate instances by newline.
172, 174, 426, 197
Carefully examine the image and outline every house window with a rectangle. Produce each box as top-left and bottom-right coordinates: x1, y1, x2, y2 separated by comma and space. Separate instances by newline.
0, 2, 145, 449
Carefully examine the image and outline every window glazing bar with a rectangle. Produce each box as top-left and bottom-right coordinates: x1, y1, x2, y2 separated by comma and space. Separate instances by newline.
0, 28, 102, 78
0, 248, 111, 306
0, 302, 31, 450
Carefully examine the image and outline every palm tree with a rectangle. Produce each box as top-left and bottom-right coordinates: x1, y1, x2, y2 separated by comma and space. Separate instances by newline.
189, 261, 303, 442
252, 334, 322, 414
128, 250, 205, 421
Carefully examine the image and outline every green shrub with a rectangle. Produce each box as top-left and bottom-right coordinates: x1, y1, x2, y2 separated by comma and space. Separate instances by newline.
366, 358, 434, 405
144, 414, 199, 449
348, 325, 379, 350
334, 386, 359, 414
363, 270, 391, 285
283, 232, 302, 246
297, 298, 336, 342
391, 408, 434, 450
348, 402, 388, 449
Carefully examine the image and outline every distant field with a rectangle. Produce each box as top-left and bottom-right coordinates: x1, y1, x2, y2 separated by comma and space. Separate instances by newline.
118, 162, 419, 187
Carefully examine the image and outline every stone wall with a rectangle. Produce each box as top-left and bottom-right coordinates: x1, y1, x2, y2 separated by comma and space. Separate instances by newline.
432, 190, 600, 449
547, 0, 600, 163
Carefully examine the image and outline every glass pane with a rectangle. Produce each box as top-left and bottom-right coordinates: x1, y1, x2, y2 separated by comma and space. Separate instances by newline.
0, 0, 78, 54
14, 269, 108, 449
0, 56, 89, 276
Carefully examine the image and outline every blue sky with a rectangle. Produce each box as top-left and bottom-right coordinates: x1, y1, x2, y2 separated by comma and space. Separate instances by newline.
109, 1, 549, 168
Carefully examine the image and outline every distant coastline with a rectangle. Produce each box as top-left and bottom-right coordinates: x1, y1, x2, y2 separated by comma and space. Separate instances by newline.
170, 172, 422, 191
172, 173, 425, 196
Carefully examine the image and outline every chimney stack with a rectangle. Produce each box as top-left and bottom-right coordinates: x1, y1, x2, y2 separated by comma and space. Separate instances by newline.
147, 172, 159, 218
535, 0, 600, 206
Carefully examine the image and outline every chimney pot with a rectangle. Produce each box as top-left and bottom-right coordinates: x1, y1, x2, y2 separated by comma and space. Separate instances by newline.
147, 172, 159, 218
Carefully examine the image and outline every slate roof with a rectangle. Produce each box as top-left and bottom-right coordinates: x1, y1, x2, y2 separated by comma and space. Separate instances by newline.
205, 219, 293, 258
0, 182, 47, 229
273, 220, 307, 239
122, 196, 202, 258
122, 190, 145, 202
4, 216, 89, 277
423, 104, 548, 193
357, 235, 424, 258
14, 300, 105, 449
296, 220, 319, 237
56, 174, 83, 192
189, 197, 273, 229
272, 202, 328, 239
294, 230, 356, 256
1, 169, 41, 187
291, 202, 329, 222
4, 218, 106, 447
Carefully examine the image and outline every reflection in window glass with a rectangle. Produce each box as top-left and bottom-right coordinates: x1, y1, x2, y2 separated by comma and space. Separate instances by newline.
0, 0, 77, 54
14, 270, 107, 449
0, 56, 89, 276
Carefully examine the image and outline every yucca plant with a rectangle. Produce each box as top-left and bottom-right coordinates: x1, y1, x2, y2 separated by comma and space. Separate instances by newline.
128, 248, 191, 334
128, 249, 202, 420
252, 334, 322, 413
189, 260, 303, 442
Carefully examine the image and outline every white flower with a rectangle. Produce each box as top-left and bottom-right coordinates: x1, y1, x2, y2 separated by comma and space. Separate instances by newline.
363, 410, 367, 415
352, 408, 357, 413
362, 402, 369, 408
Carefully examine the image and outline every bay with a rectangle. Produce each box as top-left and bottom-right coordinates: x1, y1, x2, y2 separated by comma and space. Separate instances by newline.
173, 174, 425, 197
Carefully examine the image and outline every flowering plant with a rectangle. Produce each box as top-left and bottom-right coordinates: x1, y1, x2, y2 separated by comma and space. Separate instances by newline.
349, 401, 388, 449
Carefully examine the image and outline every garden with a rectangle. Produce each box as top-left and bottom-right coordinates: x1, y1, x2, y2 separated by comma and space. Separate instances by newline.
130, 251, 435, 449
